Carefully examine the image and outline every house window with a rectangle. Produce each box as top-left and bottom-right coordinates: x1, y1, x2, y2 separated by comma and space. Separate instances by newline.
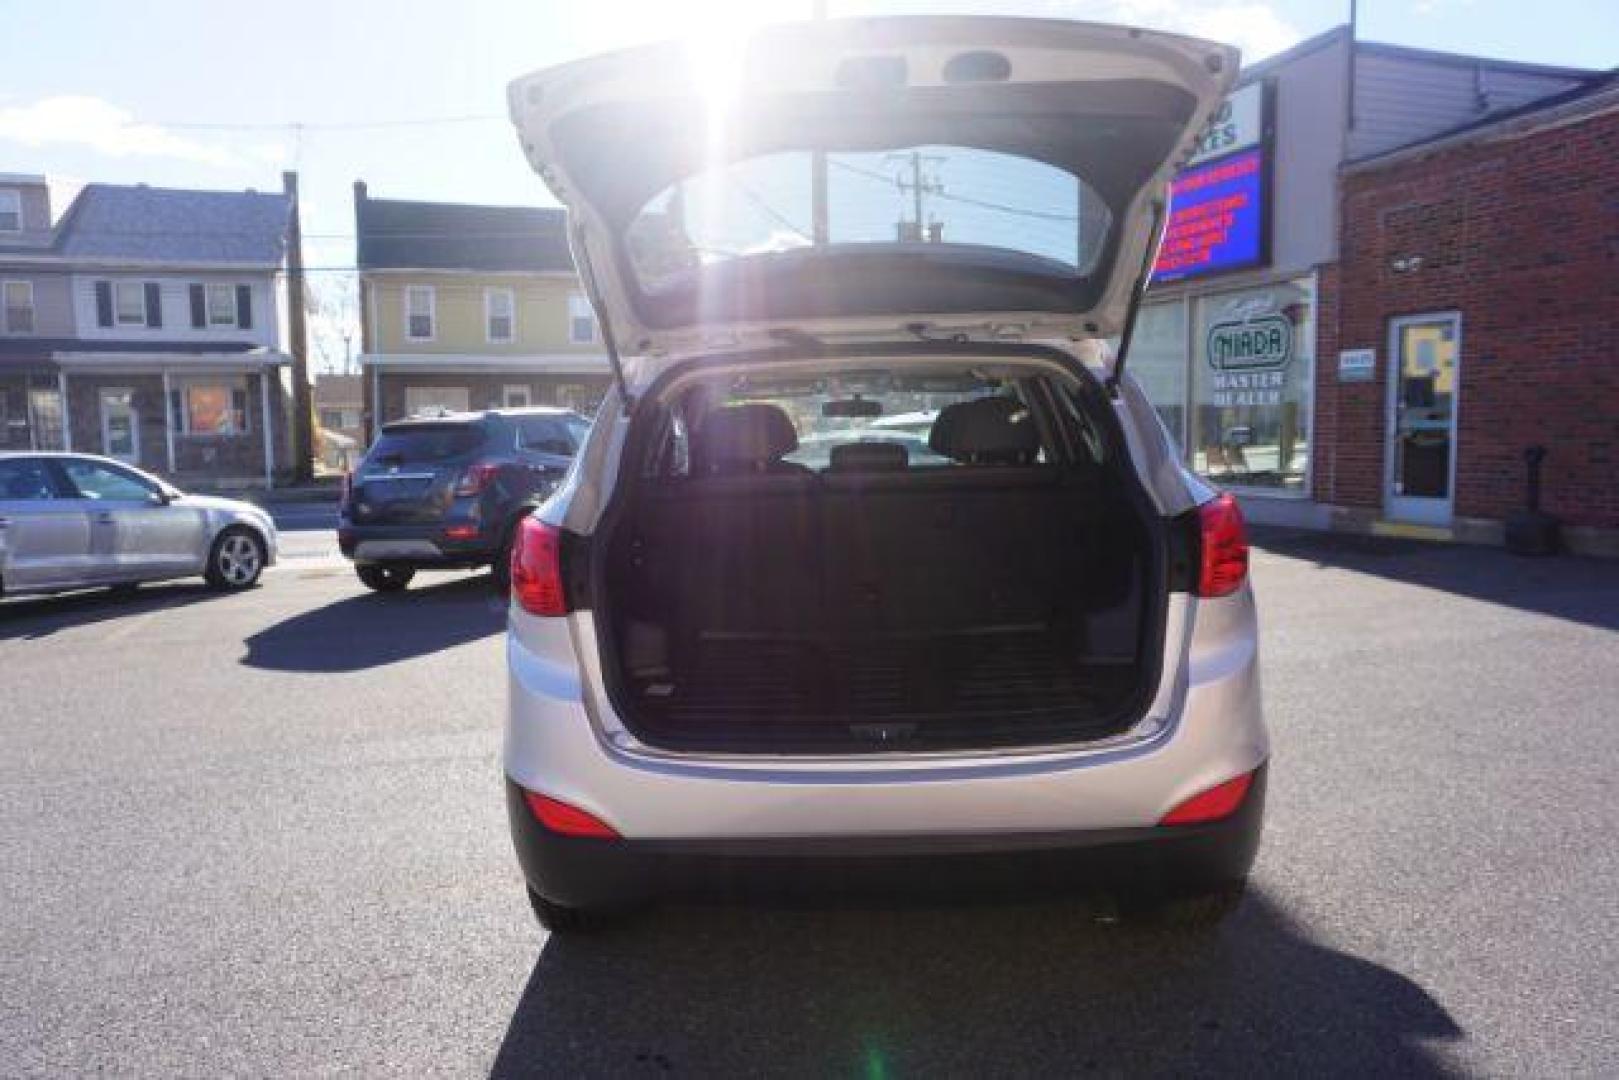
0, 190, 20, 232
114, 282, 148, 326
568, 293, 597, 344
171, 381, 250, 435
404, 386, 469, 418
486, 288, 515, 343
206, 283, 238, 327
502, 384, 531, 408
3, 281, 34, 333
405, 285, 435, 340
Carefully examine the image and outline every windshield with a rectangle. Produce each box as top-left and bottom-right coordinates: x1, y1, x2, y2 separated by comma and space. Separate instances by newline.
626, 146, 1114, 294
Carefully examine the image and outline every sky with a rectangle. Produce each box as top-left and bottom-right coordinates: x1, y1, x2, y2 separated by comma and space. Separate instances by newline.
2, 0, 1615, 367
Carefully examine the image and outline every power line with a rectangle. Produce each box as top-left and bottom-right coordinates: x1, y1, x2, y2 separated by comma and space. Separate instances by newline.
829, 156, 1080, 223
125, 114, 508, 132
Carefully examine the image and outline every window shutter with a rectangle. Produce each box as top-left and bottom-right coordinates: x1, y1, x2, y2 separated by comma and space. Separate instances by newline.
189, 285, 206, 328
95, 282, 113, 327
235, 285, 253, 330
143, 283, 162, 328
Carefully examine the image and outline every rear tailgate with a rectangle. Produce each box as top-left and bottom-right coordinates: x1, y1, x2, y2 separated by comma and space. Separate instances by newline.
350, 423, 481, 524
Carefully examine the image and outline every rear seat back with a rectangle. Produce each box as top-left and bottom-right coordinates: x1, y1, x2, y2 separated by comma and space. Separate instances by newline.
624, 393, 1115, 640
632, 473, 820, 635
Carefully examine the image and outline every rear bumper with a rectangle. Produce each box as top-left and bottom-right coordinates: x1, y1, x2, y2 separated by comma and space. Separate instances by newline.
507, 766, 1266, 909
338, 521, 496, 565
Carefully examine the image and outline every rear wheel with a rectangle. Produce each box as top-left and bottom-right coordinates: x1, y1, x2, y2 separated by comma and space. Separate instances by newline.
205, 528, 266, 590
356, 564, 415, 592
526, 887, 606, 933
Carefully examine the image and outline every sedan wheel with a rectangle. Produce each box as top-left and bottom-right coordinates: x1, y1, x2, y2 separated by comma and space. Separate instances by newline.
206, 529, 266, 590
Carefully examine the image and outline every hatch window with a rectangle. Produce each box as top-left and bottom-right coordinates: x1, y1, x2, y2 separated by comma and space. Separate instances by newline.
625, 146, 1113, 294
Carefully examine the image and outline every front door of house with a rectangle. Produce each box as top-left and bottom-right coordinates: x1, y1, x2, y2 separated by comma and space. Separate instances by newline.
99, 389, 140, 465
1385, 314, 1461, 526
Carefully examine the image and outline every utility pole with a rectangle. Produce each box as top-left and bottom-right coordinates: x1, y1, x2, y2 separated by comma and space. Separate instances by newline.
283, 170, 313, 484
888, 150, 944, 242
811, 0, 829, 246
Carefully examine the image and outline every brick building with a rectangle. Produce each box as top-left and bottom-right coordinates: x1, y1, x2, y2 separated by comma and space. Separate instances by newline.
1129, 26, 1614, 554
1315, 77, 1619, 554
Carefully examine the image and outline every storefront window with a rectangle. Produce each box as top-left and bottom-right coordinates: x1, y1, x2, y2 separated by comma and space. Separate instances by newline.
1128, 300, 1188, 450
1189, 278, 1314, 492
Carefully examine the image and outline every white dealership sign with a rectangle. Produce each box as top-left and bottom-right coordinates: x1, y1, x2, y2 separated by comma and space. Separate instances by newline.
1187, 81, 1265, 167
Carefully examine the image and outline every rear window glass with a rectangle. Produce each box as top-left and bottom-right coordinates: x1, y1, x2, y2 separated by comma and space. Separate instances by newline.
368, 424, 482, 464
626, 146, 1113, 294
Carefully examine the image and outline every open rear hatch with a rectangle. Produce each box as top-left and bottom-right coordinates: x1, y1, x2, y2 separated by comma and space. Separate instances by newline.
508, 16, 1237, 389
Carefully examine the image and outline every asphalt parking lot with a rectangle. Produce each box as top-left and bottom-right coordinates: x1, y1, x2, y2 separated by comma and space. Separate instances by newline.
3, 526, 1616, 1076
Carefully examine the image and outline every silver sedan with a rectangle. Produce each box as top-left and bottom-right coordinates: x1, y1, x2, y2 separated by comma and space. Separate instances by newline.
0, 453, 277, 597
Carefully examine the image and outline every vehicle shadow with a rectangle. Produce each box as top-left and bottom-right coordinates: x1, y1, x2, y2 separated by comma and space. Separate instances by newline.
241, 574, 506, 672
0, 582, 226, 641
490, 892, 1461, 1077
1251, 526, 1619, 633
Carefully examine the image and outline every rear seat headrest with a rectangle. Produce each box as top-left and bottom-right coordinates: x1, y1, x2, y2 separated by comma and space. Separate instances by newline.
829, 441, 909, 472
928, 396, 1040, 465
693, 402, 800, 473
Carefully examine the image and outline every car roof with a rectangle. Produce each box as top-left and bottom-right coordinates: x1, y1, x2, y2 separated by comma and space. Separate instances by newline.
381, 407, 584, 430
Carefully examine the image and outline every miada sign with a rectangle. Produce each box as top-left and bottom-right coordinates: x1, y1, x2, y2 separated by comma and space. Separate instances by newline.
1207, 315, 1292, 372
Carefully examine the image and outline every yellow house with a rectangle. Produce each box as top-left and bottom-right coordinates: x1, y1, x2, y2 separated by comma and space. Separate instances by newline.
353, 182, 611, 440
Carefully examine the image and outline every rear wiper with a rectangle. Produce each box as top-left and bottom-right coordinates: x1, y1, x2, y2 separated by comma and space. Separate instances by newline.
768, 328, 824, 350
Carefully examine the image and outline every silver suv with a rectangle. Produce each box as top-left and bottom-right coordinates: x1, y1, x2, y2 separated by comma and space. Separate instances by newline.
502, 17, 1265, 931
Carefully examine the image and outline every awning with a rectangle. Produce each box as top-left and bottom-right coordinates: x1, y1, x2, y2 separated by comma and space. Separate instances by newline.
53, 349, 291, 371
359, 352, 611, 375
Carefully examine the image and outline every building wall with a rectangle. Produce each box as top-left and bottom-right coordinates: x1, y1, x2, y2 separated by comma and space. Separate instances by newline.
1349, 51, 1590, 161
66, 372, 168, 469
69, 272, 281, 347
0, 270, 75, 336
365, 272, 597, 354
0, 178, 55, 247
1319, 104, 1619, 533
61, 368, 290, 484
1266, 34, 1351, 271
375, 370, 610, 424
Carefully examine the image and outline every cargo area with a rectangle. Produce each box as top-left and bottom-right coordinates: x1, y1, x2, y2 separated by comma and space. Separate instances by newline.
595, 363, 1165, 753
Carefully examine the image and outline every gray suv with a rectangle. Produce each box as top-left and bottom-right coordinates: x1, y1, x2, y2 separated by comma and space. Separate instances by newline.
338, 407, 588, 591
501, 17, 1266, 931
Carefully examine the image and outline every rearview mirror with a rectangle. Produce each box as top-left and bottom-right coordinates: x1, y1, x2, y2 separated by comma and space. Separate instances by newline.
822, 398, 882, 419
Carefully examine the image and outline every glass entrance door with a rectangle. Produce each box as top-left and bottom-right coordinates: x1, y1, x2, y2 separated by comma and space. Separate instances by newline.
1386, 314, 1460, 526
99, 389, 140, 465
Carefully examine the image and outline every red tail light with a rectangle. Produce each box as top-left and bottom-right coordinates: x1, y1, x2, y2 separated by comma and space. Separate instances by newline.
1160, 770, 1256, 826
523, 789, 619, 839
511, 516, 568, 615
1197, 493, 1249, 597
454, 461, 501, 497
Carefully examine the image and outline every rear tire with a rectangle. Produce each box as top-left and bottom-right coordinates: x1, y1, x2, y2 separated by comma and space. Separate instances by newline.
204, 528, 267, 590
1119, 879, 1247, 930
356, 564, 415, 592
526, 887, 605, 933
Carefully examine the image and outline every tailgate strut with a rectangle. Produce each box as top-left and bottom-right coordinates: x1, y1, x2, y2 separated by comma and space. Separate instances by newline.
1105, 200, 1167, 399
568, 217, 634, 415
